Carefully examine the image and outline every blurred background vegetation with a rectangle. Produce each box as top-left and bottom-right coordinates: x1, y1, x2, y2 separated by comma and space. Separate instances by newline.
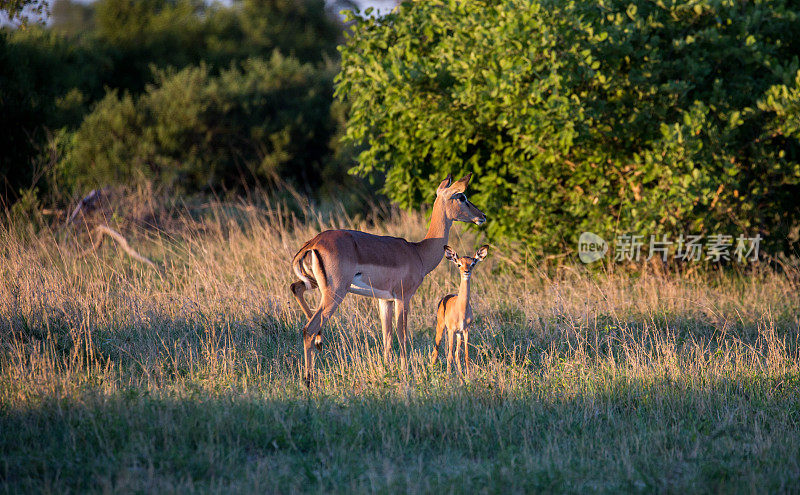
2, 0, 800, 259
1, 0, 368, 210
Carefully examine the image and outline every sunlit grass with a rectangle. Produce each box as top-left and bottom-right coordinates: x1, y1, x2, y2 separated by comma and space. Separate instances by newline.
1, 200, 799, 492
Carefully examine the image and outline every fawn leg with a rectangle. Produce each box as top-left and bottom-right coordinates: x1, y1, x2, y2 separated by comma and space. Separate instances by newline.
446, 329, 455, 376
464, 330, 470, 376
455, 333, 463, 376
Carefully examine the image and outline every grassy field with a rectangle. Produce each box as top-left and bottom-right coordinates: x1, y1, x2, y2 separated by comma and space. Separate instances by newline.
2, 199, 799, 493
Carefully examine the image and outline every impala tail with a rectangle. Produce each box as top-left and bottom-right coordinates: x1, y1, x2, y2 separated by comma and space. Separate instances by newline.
292, 247, 326, 291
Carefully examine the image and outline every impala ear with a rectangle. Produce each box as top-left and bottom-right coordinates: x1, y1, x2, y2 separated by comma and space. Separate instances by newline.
474, 244, 489, 262
437, 175, 453, 194
444, 245, 459, 264
450, 173, 472, 193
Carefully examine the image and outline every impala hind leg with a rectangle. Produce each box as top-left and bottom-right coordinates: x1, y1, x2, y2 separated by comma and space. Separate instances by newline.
302, 287, 346, 387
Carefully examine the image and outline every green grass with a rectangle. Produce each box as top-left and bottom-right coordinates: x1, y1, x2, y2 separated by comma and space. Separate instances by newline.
2, 203, 799, 493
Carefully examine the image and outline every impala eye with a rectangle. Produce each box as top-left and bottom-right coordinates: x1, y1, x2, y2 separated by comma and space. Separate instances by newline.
453, 193, 466, 202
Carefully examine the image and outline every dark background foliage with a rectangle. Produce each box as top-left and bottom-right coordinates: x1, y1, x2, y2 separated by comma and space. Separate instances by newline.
1, 0, 358, 207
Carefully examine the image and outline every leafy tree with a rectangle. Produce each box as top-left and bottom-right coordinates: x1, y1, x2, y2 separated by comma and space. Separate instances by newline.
61, 54, 343, 195
338, 0, 800, 256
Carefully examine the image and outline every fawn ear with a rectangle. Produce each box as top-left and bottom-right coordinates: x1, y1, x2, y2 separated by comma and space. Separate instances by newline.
444, 245, 459, 264
474, 244, 489, 262
437, 175, 453, 194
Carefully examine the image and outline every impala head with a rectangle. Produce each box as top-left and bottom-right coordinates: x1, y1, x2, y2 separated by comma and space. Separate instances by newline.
444, 245, 489, 279
436, 174, 486, 225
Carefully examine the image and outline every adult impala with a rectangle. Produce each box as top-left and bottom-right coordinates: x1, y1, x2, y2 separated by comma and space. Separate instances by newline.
290, 174, 486, 386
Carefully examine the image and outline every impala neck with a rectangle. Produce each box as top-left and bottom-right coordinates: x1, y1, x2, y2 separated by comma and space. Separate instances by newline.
455, 274, 471, 315
417, 196, 452, 274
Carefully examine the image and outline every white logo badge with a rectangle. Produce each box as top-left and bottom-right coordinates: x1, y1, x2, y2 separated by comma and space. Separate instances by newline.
578, 232, 607, 264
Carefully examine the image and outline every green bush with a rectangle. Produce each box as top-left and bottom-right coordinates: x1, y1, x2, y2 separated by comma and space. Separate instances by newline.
61, 53, 341, 194
338, 0, 800, 256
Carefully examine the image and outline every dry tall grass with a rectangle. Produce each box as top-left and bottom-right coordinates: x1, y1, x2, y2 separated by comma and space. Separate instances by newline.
2, 198, 799, 492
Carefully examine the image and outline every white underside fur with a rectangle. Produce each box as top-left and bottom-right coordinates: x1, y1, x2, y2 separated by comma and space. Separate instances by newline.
349, 273, 393, 300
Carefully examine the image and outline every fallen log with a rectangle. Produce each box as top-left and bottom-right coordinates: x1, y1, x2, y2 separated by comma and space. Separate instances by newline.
81, 224, 159, 271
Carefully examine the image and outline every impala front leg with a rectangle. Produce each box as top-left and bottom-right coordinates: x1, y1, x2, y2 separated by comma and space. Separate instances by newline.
431, 318, 445, 364
379, 299, 394, 365
394, 298, 410, 374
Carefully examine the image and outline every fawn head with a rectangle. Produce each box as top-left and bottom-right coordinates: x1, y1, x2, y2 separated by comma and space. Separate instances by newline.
444, 245, 489, 279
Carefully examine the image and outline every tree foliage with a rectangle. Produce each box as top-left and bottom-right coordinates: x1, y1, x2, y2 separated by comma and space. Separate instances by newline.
61, 54, 340, 193
90, 0, 341, 93
338, 0, 800, 256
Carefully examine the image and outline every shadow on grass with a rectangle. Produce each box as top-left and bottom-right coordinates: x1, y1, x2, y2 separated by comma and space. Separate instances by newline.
2, 376, 800, 493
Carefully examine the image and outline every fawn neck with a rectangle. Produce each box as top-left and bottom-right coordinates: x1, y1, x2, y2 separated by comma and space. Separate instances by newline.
454, 272, 472, 316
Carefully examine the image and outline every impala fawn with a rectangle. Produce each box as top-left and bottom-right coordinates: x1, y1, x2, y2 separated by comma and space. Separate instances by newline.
431, 244, 489, 376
